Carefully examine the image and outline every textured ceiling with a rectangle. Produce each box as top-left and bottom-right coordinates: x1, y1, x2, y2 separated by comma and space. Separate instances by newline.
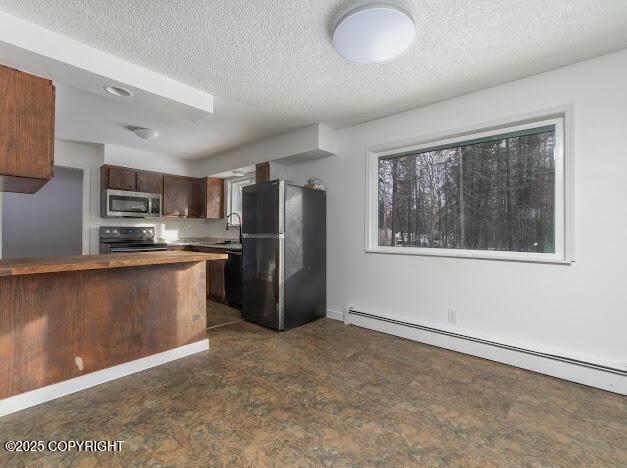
2, 0, 627, 132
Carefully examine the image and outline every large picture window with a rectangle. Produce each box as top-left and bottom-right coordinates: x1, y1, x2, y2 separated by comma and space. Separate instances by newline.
366, 117, 566, 262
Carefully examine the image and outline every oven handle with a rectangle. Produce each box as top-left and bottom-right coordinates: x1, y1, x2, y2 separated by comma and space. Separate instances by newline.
109, 247, 168, 253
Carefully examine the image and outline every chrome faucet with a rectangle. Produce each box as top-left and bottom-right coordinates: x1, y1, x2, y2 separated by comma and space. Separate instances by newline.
225, 212, 242, 244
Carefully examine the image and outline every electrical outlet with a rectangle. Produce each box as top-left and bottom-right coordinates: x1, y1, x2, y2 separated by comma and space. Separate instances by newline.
447, 309, 457, 324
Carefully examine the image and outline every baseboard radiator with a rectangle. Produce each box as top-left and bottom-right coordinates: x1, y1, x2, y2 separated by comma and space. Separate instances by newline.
347, 307, 627, 377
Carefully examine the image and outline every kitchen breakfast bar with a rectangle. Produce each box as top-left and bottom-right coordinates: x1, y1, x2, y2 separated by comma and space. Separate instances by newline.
0, 251, 226, 415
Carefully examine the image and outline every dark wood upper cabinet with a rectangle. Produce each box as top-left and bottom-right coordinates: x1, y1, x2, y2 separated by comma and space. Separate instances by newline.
101, 165, 136, 191
168, 176, 224, 219
207, 258, 227, 302
0, 65, 55, 194
136, 170, 163, 194
101, 165, 164, 194
256, 162, 270, 183
100, 164, 224, 219
163, 175, 193, 217
204, 177, 224, 219
190, 177, 206, 218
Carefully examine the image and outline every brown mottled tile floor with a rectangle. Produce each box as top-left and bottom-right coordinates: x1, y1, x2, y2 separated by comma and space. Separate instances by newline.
206, 300, 242, 328
1, 319, 626, 467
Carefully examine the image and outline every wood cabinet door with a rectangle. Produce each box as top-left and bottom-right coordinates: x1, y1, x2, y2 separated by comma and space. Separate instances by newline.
255, 162, 270, 183
208, 259, 226, 302
190, 177, 206, 218
205, 177, 224, 219
106, 166, 136, 191
136, 171, 163, 194
0, 65, 55, 182
163, 175, 192, 217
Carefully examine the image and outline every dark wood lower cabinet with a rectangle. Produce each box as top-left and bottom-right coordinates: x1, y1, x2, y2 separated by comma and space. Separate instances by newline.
185, 246, 227, 302
207, 259, 227, 303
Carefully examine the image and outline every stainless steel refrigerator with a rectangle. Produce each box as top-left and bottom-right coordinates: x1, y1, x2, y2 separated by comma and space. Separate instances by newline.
241, 179, 326, 330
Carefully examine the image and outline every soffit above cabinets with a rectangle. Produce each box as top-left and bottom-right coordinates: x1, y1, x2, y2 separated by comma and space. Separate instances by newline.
0, 11, 213, 121
194, 125, 339, 177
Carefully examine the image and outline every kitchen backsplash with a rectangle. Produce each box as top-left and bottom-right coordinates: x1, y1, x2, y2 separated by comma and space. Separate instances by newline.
155, 218, 240, 240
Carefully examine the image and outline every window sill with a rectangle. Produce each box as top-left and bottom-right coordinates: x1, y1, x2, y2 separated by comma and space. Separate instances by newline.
365, 247, 572, 264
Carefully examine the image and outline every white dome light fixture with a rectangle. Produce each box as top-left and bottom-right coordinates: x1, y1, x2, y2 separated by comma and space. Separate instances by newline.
103, 85, 133, 98
132, 127, 159, 140
333, 4, 415, 64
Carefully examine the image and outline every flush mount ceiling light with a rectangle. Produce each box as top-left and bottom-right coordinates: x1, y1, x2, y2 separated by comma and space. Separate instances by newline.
333, 4, 415, 64
132, 127, 159, 140
232, 170, 245, 177
104, 85, 133, 98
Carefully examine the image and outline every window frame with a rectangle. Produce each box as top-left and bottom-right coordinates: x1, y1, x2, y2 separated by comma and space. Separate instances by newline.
224, 174, 255, 225
365, 116, 568, 263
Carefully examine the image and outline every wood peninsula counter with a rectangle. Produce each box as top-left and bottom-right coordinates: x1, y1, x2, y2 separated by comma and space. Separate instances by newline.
0, 251, 227, 410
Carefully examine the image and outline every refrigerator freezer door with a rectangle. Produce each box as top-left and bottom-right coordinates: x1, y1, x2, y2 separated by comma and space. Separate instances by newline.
283, 184, 326, 329
241, 180, 283, 235
242, 236, 284, 330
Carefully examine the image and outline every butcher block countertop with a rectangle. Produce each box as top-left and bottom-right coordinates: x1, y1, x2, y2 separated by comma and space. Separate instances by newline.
0, 251, 228, 277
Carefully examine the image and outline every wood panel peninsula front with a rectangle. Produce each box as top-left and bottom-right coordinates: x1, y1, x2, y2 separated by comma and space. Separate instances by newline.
0, 251, 226, 403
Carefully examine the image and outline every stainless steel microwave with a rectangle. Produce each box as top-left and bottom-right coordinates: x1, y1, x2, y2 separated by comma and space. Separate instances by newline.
101, 189, 161, 218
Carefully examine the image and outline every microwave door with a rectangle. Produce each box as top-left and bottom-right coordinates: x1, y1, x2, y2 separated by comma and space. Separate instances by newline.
106, 191, 151, 217
149, 196, 162, 217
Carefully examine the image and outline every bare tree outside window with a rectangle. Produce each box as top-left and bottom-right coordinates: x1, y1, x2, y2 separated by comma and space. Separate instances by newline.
378, 127, 556, 253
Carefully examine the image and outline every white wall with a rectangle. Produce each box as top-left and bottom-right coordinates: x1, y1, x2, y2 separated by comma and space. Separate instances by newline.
104, 145, 196, 177
285, 50, 627, 378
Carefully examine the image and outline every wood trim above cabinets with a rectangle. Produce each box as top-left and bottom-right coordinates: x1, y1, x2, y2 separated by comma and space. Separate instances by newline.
256, 162, 270, 183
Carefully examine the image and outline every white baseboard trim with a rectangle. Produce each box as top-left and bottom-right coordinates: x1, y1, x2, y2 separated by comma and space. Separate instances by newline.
0, 339, 209, 417
326, 309, 344, 321
346, 310, 626, 395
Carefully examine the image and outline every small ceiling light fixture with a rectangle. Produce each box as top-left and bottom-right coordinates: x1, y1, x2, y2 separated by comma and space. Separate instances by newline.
104, 85, 133, 98
232, 170, 245, 177
132, 127, 159, 140
333, 4, 415, 64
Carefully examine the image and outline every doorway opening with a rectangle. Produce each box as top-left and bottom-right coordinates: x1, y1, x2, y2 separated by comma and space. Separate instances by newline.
1, 166, 84, 259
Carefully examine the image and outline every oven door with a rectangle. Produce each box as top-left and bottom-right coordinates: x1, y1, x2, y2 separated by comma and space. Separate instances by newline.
109, 246, 168, 253
103, 242, 168, 253
103, 190, 159, 218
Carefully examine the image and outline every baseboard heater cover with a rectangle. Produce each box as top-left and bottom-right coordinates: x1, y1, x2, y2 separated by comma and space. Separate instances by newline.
347, 307, 626, 377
